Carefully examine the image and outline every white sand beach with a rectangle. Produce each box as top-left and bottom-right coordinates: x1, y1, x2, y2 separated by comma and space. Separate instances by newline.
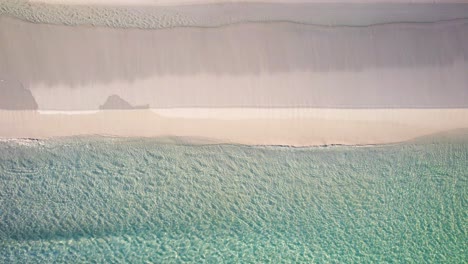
1, 109, 468, 146
1, 16, 467, 110
1, 1, 467, 145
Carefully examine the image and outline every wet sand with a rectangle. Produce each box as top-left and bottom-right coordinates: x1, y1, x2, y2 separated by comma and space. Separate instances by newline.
1, 109, 467, 146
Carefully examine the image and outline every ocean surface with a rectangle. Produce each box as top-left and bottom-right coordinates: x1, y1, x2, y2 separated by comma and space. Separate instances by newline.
0, 133, 467, 263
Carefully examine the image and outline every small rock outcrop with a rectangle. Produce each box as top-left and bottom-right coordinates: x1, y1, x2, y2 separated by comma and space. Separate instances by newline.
99, 95, 149, 110
0, 80, 38, 110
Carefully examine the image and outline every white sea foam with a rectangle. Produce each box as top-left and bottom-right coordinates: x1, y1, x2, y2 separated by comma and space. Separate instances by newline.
27, 0, 468, 5
0, 138, 43, 146
1, 1, 468, 29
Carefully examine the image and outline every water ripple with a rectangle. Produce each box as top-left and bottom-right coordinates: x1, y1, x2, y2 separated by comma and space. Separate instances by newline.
0, 136, 467, 262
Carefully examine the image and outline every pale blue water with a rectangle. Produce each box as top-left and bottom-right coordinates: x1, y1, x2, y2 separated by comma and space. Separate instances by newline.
0, 133, 467, 263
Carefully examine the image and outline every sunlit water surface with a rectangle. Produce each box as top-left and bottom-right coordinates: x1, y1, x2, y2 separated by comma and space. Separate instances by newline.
0, 133, 467, 263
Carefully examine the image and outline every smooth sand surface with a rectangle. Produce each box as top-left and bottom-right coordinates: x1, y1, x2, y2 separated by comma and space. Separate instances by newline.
1, 109, 468, 146
1, 16, 467, 110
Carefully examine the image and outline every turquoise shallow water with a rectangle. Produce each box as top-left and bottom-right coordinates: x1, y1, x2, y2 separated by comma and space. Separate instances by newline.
0, 133, 467, 263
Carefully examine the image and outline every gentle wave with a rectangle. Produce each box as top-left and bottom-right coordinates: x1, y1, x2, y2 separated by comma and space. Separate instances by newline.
2, 2, 468, 29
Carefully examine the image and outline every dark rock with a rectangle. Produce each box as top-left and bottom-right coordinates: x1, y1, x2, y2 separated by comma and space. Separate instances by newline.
99, 94, 149, 110
100, 95, 134, 110
0, 80, 38, 110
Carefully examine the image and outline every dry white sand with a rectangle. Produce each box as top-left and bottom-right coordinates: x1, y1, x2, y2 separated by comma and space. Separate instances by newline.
1, 109, 467, 146
1, 16, 467, 110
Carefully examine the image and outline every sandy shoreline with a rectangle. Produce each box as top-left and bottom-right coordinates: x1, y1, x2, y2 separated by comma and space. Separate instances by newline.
2, 16, 467, 110
1, 108, 467, 146
1, 4, 467, 147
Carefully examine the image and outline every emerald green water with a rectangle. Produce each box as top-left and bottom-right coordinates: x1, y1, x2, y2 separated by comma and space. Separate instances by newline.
0, 133, 467, 263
